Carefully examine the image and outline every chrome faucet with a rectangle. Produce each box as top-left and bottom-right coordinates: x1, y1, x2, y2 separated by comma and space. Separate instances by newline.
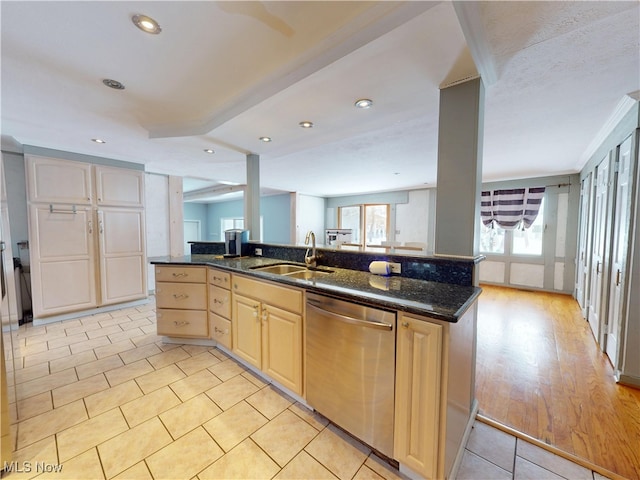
304, 230, 317, 268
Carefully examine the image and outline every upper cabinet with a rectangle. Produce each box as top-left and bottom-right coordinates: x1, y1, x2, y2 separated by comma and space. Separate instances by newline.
26, 156, 92, 205
95, 165, 144, 207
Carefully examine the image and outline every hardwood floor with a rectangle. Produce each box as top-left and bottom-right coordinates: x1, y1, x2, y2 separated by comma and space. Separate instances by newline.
475, 285, 640, 480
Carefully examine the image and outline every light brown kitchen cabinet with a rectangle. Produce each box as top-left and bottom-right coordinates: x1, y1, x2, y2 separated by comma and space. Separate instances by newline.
156, 265, 208, 338
231, 274, 303, 395
394, 313, 443, 480
26, 155, 147, 318
208, 268, 232, 349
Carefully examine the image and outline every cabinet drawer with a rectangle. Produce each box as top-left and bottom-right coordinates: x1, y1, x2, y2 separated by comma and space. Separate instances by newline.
156, 282, 207, 310
209, 285, 231, 319
157, 309, 208, 337
233, 275, 303, 314
155, 265, 206, 283
210, 313, 232, 349
208, 268, 231, 289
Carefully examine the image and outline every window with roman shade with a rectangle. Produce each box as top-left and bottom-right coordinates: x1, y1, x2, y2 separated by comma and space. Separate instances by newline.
481, 187, 546, 230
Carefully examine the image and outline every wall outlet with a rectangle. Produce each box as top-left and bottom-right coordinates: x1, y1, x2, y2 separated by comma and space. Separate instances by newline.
255, 248, 263, 256
389, 262, 401, 274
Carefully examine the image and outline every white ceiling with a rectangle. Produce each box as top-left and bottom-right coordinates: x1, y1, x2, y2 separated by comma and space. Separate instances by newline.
2, 1, 639, 201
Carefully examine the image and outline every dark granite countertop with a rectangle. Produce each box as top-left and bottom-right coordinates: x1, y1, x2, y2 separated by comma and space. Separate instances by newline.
150, 254, 482, 322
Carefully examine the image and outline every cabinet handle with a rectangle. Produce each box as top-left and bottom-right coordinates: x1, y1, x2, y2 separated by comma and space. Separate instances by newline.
214, 326, 227, 336
401, 321, 409, 328
616, 269, 622, 286
172, 273, 187, 278
253, 305, 260, 317
213, 298, 225, 304
173, 321, 189, 327
99, 219, 104, 234
173, 293, 188, 299
262, 307, 269, 322
596, 261, 601, 274
88, 220, 93, 234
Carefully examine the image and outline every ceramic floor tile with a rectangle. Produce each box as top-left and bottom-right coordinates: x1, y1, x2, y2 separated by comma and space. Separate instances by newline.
16, 400, 87, 449
46, 319, 82, 332
251, 409, 320, 467
274, 450, 338, 480
205, 373, 259, 410
16, 324, 48, 339
104, 359, 153, 387
353, 465, 385, 480
466, 421, 516, 472
99, 315, 134, 329
86, 324, 123, 339
120, 317, 153, 332
16, 391, 53, 421
288, 402, 330, 431
37, 448, 105, 480
69, 336, 111, 355
135, 364, 186, 394
16, 368, 78, 401
146, 427, 224, 480
513, 456, 565, 479
305, 424, 371, 480
46, 332, 89, 350
118, 342, 162, 364
175, 351, 221, 376
147, 346, 191, 370
76, 354, 125, 380
198, 438, 280, 480
56, 408, 129, 462
517, 440, 593, 479
84, 379, 144, 418
94, 339, 136, 359
246, 385, 294, 420
456, 450, 512, 480
97, 417, 172, 478
6, 436, 58, 480
49, 350, 97, 374
203, 400, 268, 452
13, 363, 51, 385
159, 393, 222, 440
16, 340, 49, 357
241, 369, 271, 388
363, 455, 406, 480
120, 385, 181, 427
51, 373, 110, 407
131, 333, 164, 347
108, 327, 146, 344
169, 368, 222, 402
112, 462, 153, 480
208, 358, 246, 381
63, 320, 106, 336
181, 344, 212, 356
23, 346, 71, 368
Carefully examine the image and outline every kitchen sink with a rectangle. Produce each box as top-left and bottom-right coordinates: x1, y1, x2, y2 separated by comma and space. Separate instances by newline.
286, 269, 334, 280
251, 264, 307, 274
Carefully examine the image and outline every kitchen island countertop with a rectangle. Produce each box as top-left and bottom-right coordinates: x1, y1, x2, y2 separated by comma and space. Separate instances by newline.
151, 254, 481, 322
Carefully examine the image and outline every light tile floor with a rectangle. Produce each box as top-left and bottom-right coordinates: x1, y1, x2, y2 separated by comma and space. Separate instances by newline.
3, 300, 609, 479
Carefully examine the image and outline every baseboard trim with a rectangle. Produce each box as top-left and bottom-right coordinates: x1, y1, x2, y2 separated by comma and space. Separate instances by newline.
448, 399, 479, 479
33, 298, 150, 326
476, 414, 627, 480
615, 371, 640, 389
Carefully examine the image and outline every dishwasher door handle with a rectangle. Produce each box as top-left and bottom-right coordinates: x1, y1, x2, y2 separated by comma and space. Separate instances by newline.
306, 302, 393, 331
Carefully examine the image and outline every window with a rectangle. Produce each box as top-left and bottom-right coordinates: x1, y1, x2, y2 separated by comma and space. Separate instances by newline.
480, 198, 545, 256
480, 223, 505, 254
338, 204, 389, 246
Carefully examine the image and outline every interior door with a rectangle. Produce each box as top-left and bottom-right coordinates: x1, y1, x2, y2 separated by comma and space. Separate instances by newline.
606, 136, 633, 366
576, 173, 593, 316
588, 154, 610, 343
97, 208, 146, 305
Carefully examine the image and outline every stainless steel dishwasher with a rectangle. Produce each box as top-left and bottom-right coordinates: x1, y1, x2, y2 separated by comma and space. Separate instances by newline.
305, 292, 396, 458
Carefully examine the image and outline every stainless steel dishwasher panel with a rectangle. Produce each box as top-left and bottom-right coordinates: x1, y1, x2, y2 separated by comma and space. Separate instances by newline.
305, 292, 396, 458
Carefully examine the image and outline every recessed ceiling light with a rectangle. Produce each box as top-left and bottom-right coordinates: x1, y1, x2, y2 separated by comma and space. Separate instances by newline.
354, 98, 373, 109
92, 138, 106, 144
204, 149, 215, 154
259, 137, 272, 142
299, 121, 314, 128
102, 79, 125, 90
132, 14, 162, 34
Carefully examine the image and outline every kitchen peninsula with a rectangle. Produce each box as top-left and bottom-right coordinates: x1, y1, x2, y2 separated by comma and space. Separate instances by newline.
151, 242, 482, 480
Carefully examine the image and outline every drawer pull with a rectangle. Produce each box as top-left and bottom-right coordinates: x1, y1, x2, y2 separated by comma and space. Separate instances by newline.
213, 276, 228, 283
172, 273, 188, 278
173, 321, 190, 327
213, 298, 226, 304
401, 321, 409, 328
173, 293, 189, 299
214, 326, 227, 335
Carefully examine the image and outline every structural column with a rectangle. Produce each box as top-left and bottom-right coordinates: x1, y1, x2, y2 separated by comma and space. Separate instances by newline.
245, 154, 261, 241
434, 77, 484, 261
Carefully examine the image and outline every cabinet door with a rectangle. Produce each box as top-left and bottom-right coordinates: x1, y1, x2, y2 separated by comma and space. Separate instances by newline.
232, 293, 262, 368
28, 204, 97, 317
94, 165, 145, 207
97, 208, 147, 305
394, 315, 442, 479
26, 156, 92, 205
261, 304, 302, 395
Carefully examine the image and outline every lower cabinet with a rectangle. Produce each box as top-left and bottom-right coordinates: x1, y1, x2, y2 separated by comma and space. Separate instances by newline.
231, 275, 303, 395
394, 313, 443, 479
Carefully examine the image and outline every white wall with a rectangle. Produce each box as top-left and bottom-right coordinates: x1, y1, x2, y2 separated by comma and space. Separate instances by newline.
294, 193, 326, 245
395, 189, 436, 254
